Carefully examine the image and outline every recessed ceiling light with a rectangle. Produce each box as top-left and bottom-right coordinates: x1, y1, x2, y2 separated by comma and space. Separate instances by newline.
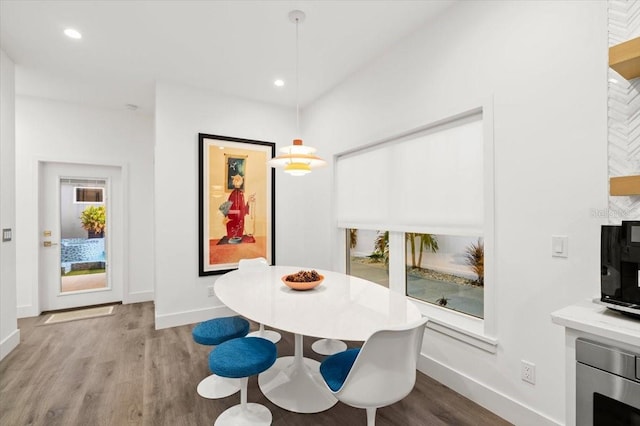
64, 28, 82, 39
608, 78, 619, 84
274, 79, 285, 87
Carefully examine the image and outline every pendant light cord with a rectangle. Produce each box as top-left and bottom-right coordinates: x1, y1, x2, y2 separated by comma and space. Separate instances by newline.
295, 16, 300, 136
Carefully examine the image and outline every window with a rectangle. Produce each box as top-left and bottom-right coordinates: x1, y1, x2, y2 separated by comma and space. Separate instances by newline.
74, 187, 104, 203
406, 233, 484, 318
347, 229, 389, 287
337, 104, 495, 350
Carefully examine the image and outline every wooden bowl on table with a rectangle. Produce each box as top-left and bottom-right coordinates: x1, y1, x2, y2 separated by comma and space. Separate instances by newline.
282, 270, 324, 291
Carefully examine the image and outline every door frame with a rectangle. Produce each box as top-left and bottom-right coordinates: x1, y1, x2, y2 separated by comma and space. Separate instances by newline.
36, 159, 129, 313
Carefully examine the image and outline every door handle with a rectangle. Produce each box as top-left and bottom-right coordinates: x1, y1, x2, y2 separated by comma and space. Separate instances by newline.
43, 241, 58, 247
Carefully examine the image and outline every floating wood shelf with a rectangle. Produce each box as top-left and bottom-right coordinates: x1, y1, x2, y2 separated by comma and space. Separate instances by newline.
610, 175, 640, 196
609, 37, 640, 80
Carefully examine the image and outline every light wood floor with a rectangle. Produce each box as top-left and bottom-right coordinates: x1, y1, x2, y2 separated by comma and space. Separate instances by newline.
0, 302, 512, 426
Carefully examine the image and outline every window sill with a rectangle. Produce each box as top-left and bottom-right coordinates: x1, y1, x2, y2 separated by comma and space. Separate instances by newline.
412, 298, 498, 353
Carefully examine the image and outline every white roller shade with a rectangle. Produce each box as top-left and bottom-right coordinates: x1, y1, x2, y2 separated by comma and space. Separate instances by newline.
336, 112, 483, 235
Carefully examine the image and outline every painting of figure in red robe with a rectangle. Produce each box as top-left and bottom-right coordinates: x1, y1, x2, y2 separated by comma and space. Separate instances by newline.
199, 134, 275, 275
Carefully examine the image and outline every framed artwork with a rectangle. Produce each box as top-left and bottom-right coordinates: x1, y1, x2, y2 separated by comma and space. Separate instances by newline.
198, 133, 276, 275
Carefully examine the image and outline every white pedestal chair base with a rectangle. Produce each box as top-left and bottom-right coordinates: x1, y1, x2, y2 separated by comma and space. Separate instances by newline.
311, 338, 347, 356
197, 374, 240, 399
214, 402, 272, 426
247, 328, 281, 344
208, 337, 277, 426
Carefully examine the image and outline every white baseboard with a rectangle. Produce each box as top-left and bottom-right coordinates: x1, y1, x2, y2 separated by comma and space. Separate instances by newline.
417, 353, 562, 426
154, 305, 236, 330
124, 290, 154, 304
0, 329, 20, 361
17, 304, 38, 319
17, 290, 155, 318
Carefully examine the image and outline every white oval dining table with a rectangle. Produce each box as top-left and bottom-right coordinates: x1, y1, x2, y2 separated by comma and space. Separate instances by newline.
214, 265, 422, 414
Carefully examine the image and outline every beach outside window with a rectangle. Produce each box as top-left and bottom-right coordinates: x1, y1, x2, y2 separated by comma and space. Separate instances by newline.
347, 229, 389, 287
405, 233, 484, 318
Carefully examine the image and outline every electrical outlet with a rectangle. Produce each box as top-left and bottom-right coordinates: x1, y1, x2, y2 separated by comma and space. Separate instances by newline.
207, 286, 215, 297
521, 360, 536, 384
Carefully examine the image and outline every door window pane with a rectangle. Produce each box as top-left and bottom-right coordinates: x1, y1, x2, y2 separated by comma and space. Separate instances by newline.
60, 180, 108, 293
406, 233, 484, 318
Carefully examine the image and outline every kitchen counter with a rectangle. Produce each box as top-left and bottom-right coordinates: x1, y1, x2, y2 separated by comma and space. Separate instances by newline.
551, 299, 640, 348
552, 298, 640, 426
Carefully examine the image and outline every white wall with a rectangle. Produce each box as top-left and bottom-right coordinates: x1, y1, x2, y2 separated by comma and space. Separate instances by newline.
15, 97, 155, 316
303, 1, 607, 425
154, 82, 309, 328
0, 50, 19, 360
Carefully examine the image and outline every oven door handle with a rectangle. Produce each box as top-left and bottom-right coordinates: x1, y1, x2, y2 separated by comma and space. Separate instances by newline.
576, 339, 638, 382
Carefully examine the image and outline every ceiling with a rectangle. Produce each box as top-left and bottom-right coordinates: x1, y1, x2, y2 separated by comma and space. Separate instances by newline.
0, 0, 455, 114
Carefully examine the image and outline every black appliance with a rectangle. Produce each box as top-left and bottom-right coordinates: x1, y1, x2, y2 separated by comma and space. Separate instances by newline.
601, 221, 640, 318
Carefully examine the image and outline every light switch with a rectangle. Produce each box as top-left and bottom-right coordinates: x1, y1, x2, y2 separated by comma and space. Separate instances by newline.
2, 228, 12, 242
552, 235, 568, 258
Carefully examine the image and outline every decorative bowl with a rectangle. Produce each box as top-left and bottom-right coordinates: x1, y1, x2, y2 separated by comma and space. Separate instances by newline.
281, 274, 324, 291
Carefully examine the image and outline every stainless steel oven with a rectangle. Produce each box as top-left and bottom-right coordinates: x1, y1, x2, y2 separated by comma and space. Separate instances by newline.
576, 338, 640, 425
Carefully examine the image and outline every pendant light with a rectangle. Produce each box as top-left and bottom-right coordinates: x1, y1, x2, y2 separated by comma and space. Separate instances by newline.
268, 10, 326, 176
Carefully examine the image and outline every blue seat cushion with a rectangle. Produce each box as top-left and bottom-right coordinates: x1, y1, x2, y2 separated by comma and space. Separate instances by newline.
192, 316, 250, 346
209, 337, 277, 379
320, 348, 361, 392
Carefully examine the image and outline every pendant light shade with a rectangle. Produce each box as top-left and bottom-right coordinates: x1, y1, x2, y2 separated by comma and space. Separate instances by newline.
268, 139, 326, 176
268, 10, 326, 176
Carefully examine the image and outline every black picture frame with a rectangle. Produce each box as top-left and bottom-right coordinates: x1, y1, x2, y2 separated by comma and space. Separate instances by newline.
198, 133, 276, 276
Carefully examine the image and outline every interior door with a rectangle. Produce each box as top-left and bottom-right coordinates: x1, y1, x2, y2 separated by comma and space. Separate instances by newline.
40, 162, 123, 311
